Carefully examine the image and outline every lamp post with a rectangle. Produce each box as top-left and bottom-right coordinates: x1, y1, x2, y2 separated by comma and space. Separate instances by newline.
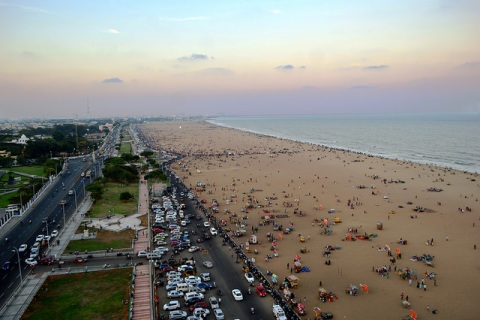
43, 218, 50, 248
11, 246, 23, 283
60, 200, 67, 227
73, 189, 78, 211
82, 179, 86, 197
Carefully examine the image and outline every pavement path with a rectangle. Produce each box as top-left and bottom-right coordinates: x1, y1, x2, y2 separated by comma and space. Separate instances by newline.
132, 176, 152, 320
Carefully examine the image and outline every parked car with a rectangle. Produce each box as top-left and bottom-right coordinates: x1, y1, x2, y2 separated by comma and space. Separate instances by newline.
210, 227, 218, 236
188, 246, 200, 252
192, 308, 210, 318
245, 272, 255, 283
188, 301, 208, 311
185, 297, 204, 307
35, 235, 44, 242
168, 310, 187, 320
203, 221, 210, 228
232, 289, 243, 301
167, 290, 185, 299
163, 300, 181, 311
137, 251, 147, 258
196, 282, 213, 290
25, 258, 38, 266
256, 285, 267, 297
199, 273, 210, 282
51, 230, 59, 238
213, 308, 225, 320
208, 296, 219, 309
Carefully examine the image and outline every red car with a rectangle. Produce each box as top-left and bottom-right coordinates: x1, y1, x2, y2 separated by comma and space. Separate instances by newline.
189, 301, 208, 311
40, 256, 55, 265
256, 285, 267, 297
73, 257, 87, 264
152, 228, 165, 234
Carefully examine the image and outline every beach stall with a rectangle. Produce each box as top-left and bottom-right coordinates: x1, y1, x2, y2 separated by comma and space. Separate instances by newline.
286, 275, 299, 288
376, 221, 383, 230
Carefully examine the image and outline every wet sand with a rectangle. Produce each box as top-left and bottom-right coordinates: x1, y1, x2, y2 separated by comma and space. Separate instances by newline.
139, 120, 480, 320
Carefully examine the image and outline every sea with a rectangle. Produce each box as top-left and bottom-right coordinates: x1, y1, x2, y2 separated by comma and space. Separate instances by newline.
207, 113, 480, 174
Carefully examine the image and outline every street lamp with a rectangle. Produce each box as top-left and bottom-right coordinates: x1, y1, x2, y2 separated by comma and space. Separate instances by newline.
11, 247, 23, 283
73, 189, 78, 211
43, 218, 50, 248
60, 200, 67, 227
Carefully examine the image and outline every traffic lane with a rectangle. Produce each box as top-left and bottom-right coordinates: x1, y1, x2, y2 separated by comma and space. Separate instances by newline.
177, 206, 272, 319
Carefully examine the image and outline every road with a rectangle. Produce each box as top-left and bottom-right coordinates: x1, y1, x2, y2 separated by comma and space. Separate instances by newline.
152, 178, 273, 319
0, 156, 104, 309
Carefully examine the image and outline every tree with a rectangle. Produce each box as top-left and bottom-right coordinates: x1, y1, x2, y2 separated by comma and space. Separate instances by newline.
86, 183, 104, 200
140, 150, 154, 157
144, 169, 167, 182
119, 191, 134, 201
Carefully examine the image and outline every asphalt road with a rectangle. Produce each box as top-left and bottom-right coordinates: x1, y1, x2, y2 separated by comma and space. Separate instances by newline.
0, 156, 101, 308
152, 180, 273, 319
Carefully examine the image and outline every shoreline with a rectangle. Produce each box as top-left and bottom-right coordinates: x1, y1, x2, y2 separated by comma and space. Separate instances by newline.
139, 120, 480, 320
205, 118, 480, 175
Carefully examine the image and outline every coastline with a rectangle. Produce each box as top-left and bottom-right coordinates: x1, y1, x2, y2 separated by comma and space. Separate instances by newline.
139, 120, 480, 320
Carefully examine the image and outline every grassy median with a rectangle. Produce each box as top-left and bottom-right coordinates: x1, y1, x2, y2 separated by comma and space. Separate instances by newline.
22, 268, 131, 320
65, 228, 135, 252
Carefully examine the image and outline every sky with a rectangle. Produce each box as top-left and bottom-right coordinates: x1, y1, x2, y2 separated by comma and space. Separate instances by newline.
1, 0, 479, 119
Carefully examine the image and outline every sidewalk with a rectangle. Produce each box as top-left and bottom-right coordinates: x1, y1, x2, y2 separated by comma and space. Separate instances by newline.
132, 177, 152, 320
0, 196, 92, 320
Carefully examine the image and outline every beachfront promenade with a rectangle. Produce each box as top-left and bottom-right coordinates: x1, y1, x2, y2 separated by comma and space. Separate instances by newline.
131, 177, 152, 320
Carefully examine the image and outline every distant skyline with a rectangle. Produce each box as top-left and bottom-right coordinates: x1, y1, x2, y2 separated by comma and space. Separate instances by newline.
1, 0, 479, 119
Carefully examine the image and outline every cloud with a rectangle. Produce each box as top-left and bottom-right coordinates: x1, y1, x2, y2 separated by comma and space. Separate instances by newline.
197, 68, 233, 76
102, 77, 123, 84
364, 65, 388, 70
105, 28, 120, 34
271, 9, 281, 15
459, 61, 480, 68
178, 54, 210, 62
275, 65, 306, 71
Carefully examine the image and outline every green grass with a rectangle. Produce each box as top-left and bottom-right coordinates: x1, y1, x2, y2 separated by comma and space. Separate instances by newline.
21, 269, 131, 320
89, 183, 138, 218
0, 193, 18, 208
7, 166, 45, 177
66, 229, 135, 251
119, 142, 131, 155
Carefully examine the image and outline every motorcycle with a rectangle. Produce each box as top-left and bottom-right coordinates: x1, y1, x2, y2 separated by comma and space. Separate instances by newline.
251, 307, 255, 314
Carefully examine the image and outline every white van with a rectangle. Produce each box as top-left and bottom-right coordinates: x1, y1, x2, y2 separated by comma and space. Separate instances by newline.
188, 285, 205, 293
146, 252, 161, 260
184, 292, 204, 301
176, 283, 190, 292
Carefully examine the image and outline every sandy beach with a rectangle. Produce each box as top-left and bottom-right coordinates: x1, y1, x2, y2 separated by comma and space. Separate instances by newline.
139, 120, 480, 320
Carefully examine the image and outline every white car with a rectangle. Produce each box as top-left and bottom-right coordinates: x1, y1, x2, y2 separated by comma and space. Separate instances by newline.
200, 273, 210, 282
193, 308, 210, 318
43, 235, 52, 243
19, 244, 28, 252
209, 296, 219, 309
203, 221, 211, 228
167, 290, 184, 299
210, 227, 218, 236
169, 310, 187, 320
51, 230, 59, 238
213, 308, 225, 320
184, 292, 204, 301
245, 272, 255, 283
232, 289, 243, 301
185, 276, 201, 285
35, 235, 44, 242
163, 300, 181, 311
137, 251, 147, 258
25, 258, 38, 266
203, 261, 213, 269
